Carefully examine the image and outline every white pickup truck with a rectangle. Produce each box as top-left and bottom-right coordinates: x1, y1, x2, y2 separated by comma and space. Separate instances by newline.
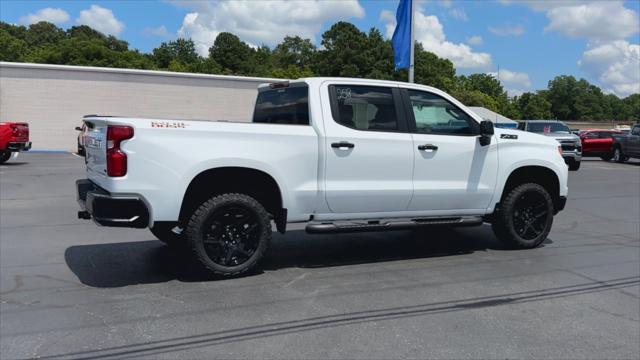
77, 77, 568, 276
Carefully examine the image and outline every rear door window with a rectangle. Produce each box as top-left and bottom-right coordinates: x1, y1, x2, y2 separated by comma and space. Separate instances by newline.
253, 85, 309, 125
329, 86, 400, 132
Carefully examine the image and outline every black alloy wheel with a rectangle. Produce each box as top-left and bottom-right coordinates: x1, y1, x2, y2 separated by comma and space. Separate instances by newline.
491, 183, 554, 249
186, 193, 271, 277
512, 191, 550, 240
202, 205, 261, 267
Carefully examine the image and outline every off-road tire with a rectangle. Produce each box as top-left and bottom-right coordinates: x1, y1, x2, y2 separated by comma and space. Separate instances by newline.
150, 223, 184, 246
491, 183, 554, 249
185, 193, 271, 277
568, 160, 581, 171
0, 151, 11, 164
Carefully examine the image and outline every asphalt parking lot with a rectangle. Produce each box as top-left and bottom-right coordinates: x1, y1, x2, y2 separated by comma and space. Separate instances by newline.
1, 153, 639, 359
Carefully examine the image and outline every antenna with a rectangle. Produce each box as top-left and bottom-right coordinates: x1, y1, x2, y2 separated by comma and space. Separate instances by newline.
496, 64, 499, 124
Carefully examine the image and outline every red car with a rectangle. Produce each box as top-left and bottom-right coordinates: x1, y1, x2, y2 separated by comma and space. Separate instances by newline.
579, 129, 621, 160
0, 122, 31, 164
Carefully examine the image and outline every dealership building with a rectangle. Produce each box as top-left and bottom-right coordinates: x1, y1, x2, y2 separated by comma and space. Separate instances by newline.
0, 62, 279, 151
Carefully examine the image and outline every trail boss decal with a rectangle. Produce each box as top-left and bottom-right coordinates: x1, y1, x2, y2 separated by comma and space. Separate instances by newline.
151, 121, 188, 129
500, 134, 518, 140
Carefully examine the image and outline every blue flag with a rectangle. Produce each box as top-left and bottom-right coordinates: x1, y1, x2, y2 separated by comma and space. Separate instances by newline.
392, 0, 412, 70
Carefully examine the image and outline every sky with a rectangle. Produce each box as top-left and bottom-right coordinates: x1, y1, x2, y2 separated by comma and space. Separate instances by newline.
1, 0, 639, 97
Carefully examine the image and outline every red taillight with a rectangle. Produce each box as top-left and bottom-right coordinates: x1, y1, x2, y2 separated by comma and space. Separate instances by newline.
9, 124, 28, 138
106, 125, 134, 177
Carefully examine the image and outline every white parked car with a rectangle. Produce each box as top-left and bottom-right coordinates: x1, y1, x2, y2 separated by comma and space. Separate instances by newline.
77, 77, 568, 276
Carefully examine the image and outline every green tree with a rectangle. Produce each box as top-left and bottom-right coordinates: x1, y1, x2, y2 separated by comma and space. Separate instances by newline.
0, 29, 28, 61
413, 43, 456, 91
516, 92, 552, 119
452, 89, 499, 112
152, 38, 199, 69
457, 73, 504, 99
67, 25, 105, 40
315, 21, 370, 77
272, 36, 316, 69
546, 75, 579, 120
188, 57, 222, 74
623, 94, 640, 121
248, 45, 275, 77
363, 28, 394, 80
209, 32, 254, 75
0, 19, 637, 122
25, 22, 65, 47
270, 64, 314, 79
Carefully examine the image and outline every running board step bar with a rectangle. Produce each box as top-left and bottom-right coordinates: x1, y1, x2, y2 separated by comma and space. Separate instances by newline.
305, 216, 483, 234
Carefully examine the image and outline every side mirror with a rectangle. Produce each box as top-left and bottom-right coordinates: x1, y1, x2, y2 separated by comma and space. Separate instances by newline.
479, 120, 494, 146
75, 126, 82, 131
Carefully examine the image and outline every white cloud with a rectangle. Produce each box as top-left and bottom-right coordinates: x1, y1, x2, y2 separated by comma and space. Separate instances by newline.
176, 0, 365, 56
488, 24, 524, 37
439, 0, 453, 8
144, 25, 169, 37
448, 8, 468, 21
488, 69, 532, 96
544, 2, 639, 41
579, 41, 640, 97
499, 0, 590, 12
76, 5, 125, 36
467, 35, 483, 45
381, 9, 491, 69
498, 1, 639, 96
500, 0, 638, 41
19, 8, 70, 25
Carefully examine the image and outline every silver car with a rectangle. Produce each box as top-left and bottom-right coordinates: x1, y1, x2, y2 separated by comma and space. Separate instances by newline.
518, 120, 582, 171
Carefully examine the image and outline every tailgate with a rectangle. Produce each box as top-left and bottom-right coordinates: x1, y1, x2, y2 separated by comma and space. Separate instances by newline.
83, 118, 108, 182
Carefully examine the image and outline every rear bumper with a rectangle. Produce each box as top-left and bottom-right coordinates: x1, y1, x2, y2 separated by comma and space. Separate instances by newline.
6, 141, 31, 151
76, 179, 149, 228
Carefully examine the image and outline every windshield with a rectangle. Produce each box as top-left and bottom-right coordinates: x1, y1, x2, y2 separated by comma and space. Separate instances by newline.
527, 122, 570, 133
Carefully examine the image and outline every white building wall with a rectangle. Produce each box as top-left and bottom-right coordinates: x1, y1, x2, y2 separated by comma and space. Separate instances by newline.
0, 62, 281, 150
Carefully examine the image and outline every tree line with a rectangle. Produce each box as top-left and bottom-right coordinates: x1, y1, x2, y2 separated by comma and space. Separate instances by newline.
1, 20, 638, 121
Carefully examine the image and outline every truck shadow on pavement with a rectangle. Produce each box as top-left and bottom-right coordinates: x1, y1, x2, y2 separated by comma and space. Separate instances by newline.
64, 225, 552, 288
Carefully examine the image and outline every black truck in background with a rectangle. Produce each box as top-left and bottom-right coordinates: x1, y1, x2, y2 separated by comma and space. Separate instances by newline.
611, 124, 640, 162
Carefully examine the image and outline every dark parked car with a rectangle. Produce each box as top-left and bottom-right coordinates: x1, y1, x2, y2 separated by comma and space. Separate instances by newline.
579, 129, 621, 161
612, 124, 640, 162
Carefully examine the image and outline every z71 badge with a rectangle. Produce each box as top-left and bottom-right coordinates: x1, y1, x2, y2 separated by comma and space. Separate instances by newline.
500, 134, 518, 140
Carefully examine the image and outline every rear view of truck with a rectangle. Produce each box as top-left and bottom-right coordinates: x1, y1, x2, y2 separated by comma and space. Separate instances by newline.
0, 122, 31, 164
77, 118, 148, 227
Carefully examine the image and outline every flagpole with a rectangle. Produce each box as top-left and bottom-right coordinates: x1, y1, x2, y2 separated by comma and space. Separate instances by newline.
408, 0, 415, 83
